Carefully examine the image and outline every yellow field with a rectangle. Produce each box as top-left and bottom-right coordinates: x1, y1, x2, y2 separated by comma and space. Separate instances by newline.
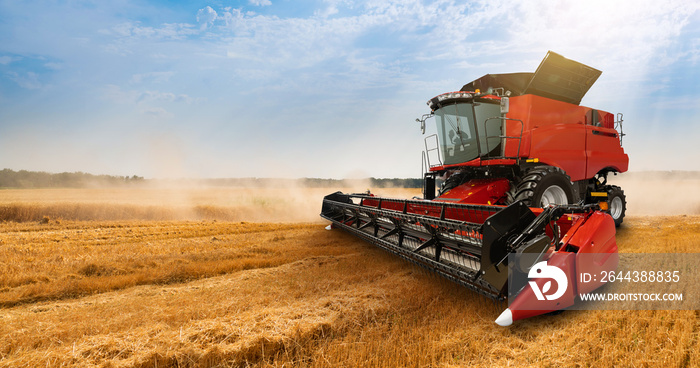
0, 188, 698, 367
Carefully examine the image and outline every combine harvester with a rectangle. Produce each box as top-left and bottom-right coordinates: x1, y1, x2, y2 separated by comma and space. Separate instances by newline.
321, 51, 628, 326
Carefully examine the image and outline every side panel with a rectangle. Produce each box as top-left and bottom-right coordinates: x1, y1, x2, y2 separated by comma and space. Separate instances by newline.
506, 95, 628, 182
585, 111, 629, 177
503, 95, 532, 158
507, 95, 588, 181
434, 178, 510, 205
530, 122, 587, 181
567, 211, 619, 295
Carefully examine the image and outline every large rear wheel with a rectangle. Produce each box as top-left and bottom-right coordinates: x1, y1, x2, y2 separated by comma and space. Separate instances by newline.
513, 166, 574, 207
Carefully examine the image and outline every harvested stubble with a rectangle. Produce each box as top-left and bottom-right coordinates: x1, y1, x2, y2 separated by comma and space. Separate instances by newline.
0, 221, 327, 307
0, 188, 698, 367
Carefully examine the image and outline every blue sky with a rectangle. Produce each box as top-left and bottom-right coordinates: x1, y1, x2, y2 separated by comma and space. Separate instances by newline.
1, 0, 699, 179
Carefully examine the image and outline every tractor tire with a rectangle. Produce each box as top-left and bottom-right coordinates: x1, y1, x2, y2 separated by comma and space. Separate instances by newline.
605, 185, 626, 227
513, 166, 574, 207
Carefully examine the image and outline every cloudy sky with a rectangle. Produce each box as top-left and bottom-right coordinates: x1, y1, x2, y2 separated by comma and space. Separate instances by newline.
1, 0, 699, 179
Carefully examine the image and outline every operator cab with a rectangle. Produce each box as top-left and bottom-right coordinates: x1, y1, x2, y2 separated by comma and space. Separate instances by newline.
427, 92, 505, 166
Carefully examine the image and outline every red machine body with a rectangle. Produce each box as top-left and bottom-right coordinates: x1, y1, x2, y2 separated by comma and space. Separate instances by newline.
428, 94, 628, 182
422, 52, 628, 228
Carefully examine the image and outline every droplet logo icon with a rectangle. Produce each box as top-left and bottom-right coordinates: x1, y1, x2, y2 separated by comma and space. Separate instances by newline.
528, 261, 567, 301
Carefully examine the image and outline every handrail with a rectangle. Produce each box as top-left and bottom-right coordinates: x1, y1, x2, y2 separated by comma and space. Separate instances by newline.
483, 117, 524, 162
615, 113, 626, 145
424, 133, 443, 168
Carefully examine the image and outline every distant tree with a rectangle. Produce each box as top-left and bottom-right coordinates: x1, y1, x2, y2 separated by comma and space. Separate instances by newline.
0, 169, 146, 188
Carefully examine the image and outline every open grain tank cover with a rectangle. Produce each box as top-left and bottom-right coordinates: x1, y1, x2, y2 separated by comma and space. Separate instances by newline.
461, 51, 602, 106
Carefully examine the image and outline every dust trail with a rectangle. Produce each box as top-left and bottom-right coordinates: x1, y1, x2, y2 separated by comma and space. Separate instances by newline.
5, 171, 698, 222
0, 181, 421, 223
608, 171, 700, 216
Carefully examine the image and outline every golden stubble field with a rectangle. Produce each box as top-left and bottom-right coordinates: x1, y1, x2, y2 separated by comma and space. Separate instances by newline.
0, 186, 698, 367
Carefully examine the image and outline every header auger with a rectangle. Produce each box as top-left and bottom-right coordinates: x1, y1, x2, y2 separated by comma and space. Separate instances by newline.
321, 51, 628, 325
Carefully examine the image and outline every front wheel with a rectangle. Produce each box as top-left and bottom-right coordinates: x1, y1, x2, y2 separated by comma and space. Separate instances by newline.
539, 184, 569, 207
605, 185, 626, 227
512, 166, 574, 207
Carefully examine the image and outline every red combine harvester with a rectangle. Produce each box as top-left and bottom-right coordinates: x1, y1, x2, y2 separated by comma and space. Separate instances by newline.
321, 51, 628, 325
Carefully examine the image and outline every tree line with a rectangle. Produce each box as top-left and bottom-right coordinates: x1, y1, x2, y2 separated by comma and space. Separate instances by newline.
0, 169, 423, 189
0, 169, 145, 188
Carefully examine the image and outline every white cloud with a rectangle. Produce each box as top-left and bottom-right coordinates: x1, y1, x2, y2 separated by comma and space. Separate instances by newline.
137, 90, 196, 104
140, 107, 173, 119
100, 21, 199, 56
43, 62, 63, 70
314, 5, 339, 18
315, 0, 351, 18
211, 1, 512, 73
0, 56, 14, 65
249, 0, 272, 6
106, 21, 198, 40
130, 71, 175, 84
102, 85, 199, 105
498, 0, 699, 75
172, 0, 693, 111
218, 9, 385, 69
8, 71, 42, 89
197, 6, 218, 30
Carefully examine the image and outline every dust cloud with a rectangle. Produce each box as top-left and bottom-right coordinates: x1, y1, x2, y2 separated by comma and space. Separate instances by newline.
0, 179, 421, 223
129, 176, 422, 223
608, 171, 700, 216
3, 171, 696, 223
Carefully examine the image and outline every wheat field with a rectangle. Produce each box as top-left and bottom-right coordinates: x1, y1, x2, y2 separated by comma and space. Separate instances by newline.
0, 187, 698, 367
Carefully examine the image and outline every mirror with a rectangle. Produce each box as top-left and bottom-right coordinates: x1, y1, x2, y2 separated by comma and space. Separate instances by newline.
416, 114, 433, 135
500, 97, 509, 114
